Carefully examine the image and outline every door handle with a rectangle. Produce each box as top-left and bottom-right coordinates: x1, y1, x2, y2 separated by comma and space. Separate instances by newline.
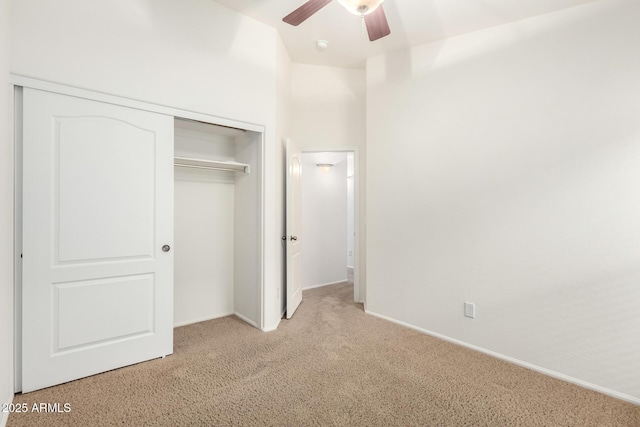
290, 236, 298, 241
162, 245, 171, 252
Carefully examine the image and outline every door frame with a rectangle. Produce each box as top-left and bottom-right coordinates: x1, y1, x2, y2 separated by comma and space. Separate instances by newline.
12, 75, 267, 391
300, 147, 363, 304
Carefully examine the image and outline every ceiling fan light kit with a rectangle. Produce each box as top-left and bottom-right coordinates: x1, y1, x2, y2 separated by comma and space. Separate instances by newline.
283, 0, 391, 42
337, 0, 384, 16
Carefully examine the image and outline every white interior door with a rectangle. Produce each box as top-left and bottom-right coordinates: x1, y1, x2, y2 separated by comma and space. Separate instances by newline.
21, 88, 174, 392
286, 138, 303, 318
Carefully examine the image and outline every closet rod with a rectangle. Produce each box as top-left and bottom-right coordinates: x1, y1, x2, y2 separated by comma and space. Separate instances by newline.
173, 156, 250, 174
174, 163, 249, 173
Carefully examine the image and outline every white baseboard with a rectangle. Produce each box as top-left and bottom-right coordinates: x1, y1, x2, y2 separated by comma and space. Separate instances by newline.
233, 311, 258, 329
365, 309, 640, 406
173, 312, 234, 328
303, 279, 347, 290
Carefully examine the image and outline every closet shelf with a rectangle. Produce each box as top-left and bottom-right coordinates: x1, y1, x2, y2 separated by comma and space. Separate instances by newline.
174, 156, 250, 174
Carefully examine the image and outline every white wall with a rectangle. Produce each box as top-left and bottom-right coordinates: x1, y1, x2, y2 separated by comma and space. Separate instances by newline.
10, 0, 284, 331
301, 154, 348, 288
291, 64, 366, 299
366, 0, 640, 403
291, 64, 366, 150
233, 131, 263, 326
1, 0, 14, 422
174, 176, 234, 325
11, 0, 274, 126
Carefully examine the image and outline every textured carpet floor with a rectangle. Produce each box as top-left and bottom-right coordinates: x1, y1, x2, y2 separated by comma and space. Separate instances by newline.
8, 282, 640, 426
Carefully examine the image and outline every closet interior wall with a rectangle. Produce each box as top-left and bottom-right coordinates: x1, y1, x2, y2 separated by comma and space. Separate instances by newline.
173, 119, 261, 328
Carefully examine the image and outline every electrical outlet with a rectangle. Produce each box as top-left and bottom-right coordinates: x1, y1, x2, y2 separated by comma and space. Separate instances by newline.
464, 302, 475, 318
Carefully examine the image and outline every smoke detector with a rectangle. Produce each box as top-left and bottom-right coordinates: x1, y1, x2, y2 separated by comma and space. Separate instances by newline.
315, 39, 329, 52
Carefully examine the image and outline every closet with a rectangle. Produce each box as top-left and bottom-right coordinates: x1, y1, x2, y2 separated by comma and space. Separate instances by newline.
173, 118, 262, 328
14, 80, 264, 393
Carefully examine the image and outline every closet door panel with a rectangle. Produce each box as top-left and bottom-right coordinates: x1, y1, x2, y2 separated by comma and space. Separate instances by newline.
21, 88, 174, 393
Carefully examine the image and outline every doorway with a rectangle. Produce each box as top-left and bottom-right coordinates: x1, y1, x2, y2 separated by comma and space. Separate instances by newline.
300, 149, 360, 302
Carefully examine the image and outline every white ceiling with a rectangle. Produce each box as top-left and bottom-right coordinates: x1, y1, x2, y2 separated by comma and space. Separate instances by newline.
214, 0, 599, 68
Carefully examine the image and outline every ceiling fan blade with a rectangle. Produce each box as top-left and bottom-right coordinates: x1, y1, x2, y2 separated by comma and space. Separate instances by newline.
364, 5, 391, 41
283, 0, 333, 26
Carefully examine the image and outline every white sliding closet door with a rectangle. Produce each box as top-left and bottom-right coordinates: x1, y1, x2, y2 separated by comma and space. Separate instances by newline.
21, 88, 174, 392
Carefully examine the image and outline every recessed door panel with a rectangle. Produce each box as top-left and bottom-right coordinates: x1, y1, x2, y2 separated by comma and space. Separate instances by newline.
56, 117, 155, 263
55, 274, 155, 351
22, 88, 174, 392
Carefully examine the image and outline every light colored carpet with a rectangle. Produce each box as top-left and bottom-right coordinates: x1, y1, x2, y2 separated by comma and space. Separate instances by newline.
8, 282, 640, 426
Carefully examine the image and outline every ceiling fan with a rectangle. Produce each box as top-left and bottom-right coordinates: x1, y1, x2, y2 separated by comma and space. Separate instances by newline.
283, 0, 391, 42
